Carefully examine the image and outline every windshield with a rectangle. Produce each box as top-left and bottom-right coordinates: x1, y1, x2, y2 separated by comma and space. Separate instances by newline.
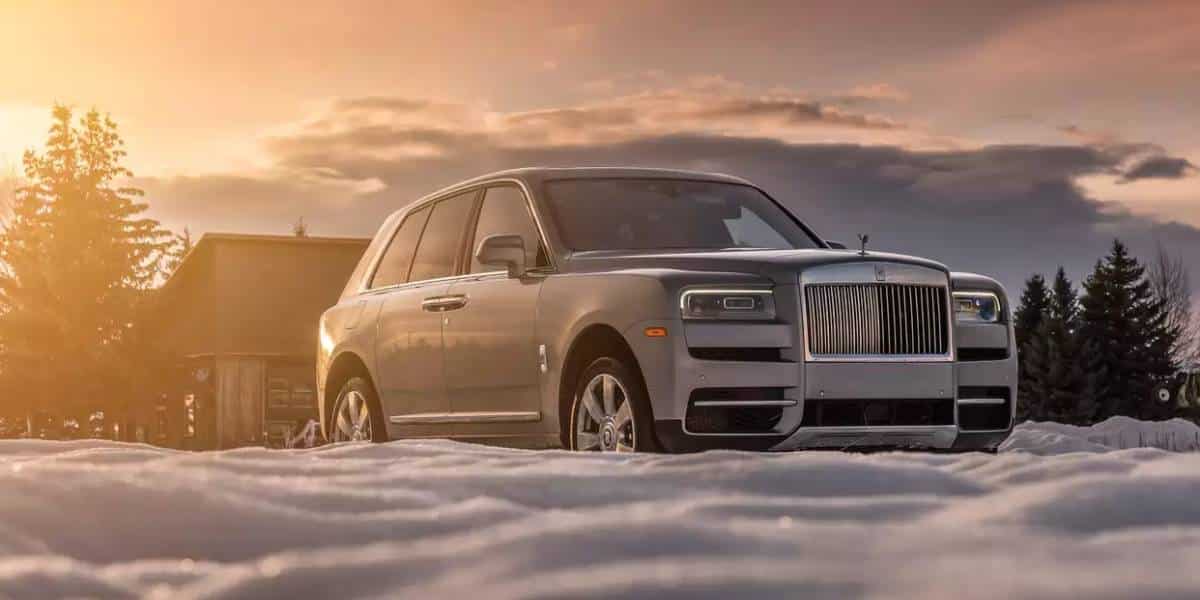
543, 178, 821, 252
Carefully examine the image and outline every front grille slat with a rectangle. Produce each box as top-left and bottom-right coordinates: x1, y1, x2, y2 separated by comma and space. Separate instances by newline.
805, 283, 949, 358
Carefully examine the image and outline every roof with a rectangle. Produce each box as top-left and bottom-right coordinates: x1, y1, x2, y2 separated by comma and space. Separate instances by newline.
147, 232, 373, 357
396, 166, 755, 218
194, 232, 371, 247
159, 232, 370, 293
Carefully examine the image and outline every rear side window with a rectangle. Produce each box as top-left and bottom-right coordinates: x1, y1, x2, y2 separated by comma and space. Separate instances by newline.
468, 186, 547, 273
341, 212, 399, 297
408, 191, 476, 282
370, 206, 431, 289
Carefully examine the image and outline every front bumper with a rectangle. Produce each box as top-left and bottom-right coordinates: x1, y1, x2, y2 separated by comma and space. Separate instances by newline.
654, 420, 1011, 452
629, 318, 1017, 453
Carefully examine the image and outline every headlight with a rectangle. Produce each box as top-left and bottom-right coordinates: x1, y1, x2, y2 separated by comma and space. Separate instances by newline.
681, 288, 776, 320
953, 291, 1001, 324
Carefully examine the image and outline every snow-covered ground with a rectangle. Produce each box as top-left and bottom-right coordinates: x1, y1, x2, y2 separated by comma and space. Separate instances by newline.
2, 417, 1200, 599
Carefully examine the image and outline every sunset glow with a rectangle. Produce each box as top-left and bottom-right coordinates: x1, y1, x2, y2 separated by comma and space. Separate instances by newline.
0, 0, 1197, 293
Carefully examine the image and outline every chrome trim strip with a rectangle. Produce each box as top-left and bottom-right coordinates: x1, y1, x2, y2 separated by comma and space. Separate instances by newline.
802, 355, 954, 363
692, 399, 798, 408
389, 411, 542, 424
359, 272, 484, 297
957, 397, 1006, 405
788, 425, 957, 434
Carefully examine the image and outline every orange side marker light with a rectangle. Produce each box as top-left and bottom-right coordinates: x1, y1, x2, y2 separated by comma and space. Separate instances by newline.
644, 327, 669, 338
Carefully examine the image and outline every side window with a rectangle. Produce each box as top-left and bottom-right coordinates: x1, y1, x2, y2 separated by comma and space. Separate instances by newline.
408, 191, 476, 282
370, 206, 430, 289
469, 186, 547, 273
342, 213, 399, 296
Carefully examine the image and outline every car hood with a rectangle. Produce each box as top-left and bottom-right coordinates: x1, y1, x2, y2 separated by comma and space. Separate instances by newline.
564, 248, 950, 283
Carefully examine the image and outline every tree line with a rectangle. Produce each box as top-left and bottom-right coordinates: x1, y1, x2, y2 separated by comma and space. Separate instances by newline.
1014, 240, 1198, 424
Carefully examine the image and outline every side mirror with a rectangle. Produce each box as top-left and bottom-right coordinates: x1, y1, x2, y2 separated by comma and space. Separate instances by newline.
826, 240, 847, 250
475, 234, 527, 278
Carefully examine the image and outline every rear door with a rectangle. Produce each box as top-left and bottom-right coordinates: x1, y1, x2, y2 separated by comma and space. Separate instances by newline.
372, 190, 477, 437
443, 185, 550, 441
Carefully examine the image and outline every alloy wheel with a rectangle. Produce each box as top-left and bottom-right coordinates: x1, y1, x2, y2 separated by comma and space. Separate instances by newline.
574, 373, 636, 452
333, 389, 373, 442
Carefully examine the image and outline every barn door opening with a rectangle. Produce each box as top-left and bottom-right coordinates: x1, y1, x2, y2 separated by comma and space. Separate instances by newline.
215, 357, 265, 448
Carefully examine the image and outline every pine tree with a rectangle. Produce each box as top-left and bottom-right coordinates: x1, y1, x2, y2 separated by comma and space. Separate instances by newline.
0, 105, 170, 425
1014, 273, 1050, 420
1014, 274, 1049, 350
1049, 267, 1078, 325
1078, 240, 1179, 420
1023, 268, 1091, 423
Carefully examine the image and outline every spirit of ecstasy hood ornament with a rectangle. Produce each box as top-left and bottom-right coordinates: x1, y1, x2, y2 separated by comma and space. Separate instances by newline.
857, 233, 870, 256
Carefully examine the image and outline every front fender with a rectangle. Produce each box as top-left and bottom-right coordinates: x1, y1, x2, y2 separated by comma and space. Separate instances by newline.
536, 269, 774, 437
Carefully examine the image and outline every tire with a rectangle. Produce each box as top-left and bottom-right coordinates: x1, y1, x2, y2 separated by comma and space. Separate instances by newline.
329, 376, 388, 443
568, 356, 658, 452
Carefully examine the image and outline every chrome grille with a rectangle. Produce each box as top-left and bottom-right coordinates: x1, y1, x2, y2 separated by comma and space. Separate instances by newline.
804, 284, 949, 357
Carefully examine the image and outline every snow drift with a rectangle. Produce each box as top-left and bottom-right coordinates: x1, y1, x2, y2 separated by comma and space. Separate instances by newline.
1, 417, 1199, 599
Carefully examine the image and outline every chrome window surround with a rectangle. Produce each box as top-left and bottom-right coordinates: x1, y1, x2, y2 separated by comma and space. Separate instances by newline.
799, 262, 955, 363
357, 177, 557, 296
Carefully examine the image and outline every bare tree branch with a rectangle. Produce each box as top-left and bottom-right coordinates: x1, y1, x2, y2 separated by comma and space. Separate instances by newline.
1149, 241, 1199, 367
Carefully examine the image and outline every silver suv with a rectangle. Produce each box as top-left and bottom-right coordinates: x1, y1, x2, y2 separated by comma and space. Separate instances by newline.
317, 168, 1017, 452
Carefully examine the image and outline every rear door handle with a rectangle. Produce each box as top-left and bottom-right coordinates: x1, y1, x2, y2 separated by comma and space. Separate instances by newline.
421, 295, 469, 312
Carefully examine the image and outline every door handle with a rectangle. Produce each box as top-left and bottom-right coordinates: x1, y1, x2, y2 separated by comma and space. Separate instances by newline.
421, 295, 469, 312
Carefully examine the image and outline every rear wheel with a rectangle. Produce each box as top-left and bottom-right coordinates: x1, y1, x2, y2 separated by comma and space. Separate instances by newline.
569, 357, 657, 452
330, 376, 387, 443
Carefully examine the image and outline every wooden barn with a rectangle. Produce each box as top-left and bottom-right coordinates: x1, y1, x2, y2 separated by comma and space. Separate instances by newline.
140, 233, 369, 449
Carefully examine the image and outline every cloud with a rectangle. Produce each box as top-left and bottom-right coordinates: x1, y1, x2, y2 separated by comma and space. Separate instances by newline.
1121, 155, 1196, 182
141, 89, 1200, 294
832, 83, 910, 105
1058, 124, 1121, 147
135, 170, 384, 237
251, 86, 918, 181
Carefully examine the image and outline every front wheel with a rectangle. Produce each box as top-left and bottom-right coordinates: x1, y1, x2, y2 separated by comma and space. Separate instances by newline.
569, 357, 657, 452
330, 377, 387, 443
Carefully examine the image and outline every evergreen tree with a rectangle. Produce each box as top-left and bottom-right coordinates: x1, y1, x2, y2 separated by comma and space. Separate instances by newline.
1014, 273, 1049, 350
1048, 267, 1079, 325
1023, 268, 1091, 423
1014, 273, 1050, 420
1078, 240, 1179, 420
0, 105, 170, 425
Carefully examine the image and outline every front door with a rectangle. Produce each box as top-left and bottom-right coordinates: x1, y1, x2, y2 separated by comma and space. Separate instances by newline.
443, 185, 550, 442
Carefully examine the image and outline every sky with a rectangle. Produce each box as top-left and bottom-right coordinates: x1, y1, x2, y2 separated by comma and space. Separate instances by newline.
0, 0, 1198, 293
